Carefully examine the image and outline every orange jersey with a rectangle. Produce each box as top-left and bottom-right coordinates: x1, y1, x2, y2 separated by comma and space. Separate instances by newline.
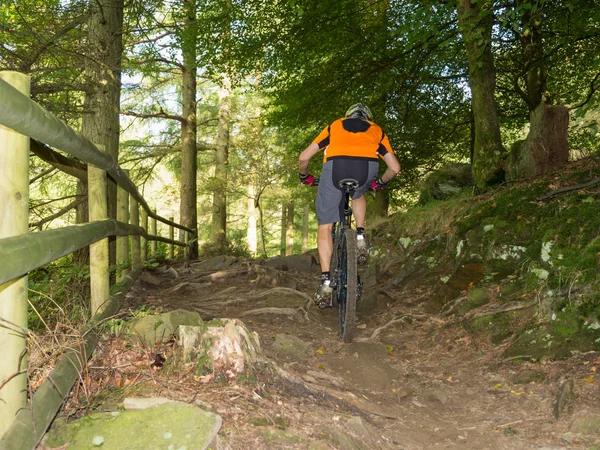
312, 117, 393, 162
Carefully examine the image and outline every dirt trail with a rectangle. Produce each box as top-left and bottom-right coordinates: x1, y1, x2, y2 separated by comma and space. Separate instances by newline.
106, 256, 599, 449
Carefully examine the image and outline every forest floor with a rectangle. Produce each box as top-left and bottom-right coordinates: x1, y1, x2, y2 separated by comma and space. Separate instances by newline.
44, 254, 600, 450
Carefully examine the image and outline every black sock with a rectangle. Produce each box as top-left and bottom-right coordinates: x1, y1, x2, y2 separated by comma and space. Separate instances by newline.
357, 227, 365, 236
321, 272, 330, 281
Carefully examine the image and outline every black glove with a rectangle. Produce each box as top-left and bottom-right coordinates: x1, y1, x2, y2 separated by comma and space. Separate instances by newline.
370, 178, 387, 191
299, 173, 316, 186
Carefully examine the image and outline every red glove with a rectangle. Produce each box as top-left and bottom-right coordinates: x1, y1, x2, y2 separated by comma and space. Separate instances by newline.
300, 173, 316, 186
370, 178, 387, 191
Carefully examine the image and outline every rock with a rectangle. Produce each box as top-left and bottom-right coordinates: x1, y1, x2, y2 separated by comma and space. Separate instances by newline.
346, 417, 374, 446
130, 309, 202, 346
553, 379, 574, 419
191, 255, 237, 271
270, 334, 312, 361
321, 427, 367, 450
138, 272, 164, 287
263, 254, 317, 272
512, 369, 547, 384
570, 417, 600, 435
44, 402, 222, 450
455, 287, 489, 315
417, 389, 449, 407
123, 397, 172, 410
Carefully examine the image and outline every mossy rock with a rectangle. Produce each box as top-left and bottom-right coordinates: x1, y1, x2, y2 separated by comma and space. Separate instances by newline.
270, 334, 312, 361
130, 309, 202, 346
503, 323, 600, 360
44, 402, 221, 450
455, 287, 490, 316
499, 280, 525, 301
470, 312, 516, 344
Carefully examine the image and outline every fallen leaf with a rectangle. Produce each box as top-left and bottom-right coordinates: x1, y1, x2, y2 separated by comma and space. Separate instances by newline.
353, 352, 359, 358
583, 377, 595, 383
511, 390, 525, 395
392, 388, 397, 393
494, 383, 502, 389
317, 364, 325, 370
356, 323, 367, 329
386, 346, 393, 352
316, 346, 326, 355
516, 215, 522, 220
591, 367, 597, 372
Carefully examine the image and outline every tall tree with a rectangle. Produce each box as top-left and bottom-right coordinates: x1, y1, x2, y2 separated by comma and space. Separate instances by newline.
456, 0, 505, 190
211, 74, 231, 246
180, 0, 199, 258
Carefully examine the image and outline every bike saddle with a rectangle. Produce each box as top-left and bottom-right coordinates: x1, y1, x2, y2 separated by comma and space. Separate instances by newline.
338, 178, 359, 191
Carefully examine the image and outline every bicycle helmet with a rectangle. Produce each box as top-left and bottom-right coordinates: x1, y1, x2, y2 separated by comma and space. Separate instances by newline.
345, 103, 373, 121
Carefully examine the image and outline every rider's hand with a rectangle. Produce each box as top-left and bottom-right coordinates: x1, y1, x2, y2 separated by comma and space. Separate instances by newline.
370, 177, 387, 191
299, 173, 316, 186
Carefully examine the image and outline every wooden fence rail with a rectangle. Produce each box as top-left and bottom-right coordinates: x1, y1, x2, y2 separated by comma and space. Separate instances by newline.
0, 71, 192, 448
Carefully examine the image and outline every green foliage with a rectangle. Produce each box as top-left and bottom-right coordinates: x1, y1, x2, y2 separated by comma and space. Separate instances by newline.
200, 240, 250, 259
28, 256, 90, 332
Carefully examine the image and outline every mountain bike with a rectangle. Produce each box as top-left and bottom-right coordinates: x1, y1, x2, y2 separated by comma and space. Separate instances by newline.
316, 178, 363, 343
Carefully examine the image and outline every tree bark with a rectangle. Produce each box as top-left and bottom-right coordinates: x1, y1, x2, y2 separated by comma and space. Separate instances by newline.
457, 0, 505, 190
73, 179, 89, 265
280, 202, 287, 257
247, 185, 257, 256
286, 200, 294, 256
374, 190, 389, 218
211, 75, 231, 246
506, 0, 569, 179
81, 0, 124, 263
302, 202, 309, 253
179, 0, 199, 259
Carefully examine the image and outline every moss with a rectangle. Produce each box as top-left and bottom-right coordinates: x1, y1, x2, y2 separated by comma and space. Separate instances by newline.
470, 312, 515, 344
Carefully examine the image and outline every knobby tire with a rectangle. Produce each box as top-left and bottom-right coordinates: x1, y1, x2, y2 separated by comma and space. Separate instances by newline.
339, 229, 358, 343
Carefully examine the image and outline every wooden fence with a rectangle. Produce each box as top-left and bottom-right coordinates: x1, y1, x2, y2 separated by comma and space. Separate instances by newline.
0, 71, 194, 449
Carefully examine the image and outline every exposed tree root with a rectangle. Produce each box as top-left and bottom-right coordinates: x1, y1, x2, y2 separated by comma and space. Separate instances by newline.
240, 307, 307, 321
367, 313, 427, 340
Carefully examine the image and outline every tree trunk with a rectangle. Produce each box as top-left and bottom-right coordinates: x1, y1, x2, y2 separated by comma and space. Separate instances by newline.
72, 179, 89, 265
211, 75, 231, 246
257, 199, 267, 258
81, 0, 124, 263
179, 0, 198, 259
374, 190, 389, 218
506, 0, 568, 179
302, 202, 309, 253
457, 0, 505, 190
286, 200, 294, 256
247, 185, 257, 256
507, 103, 569, 179
280, 202, 287, 257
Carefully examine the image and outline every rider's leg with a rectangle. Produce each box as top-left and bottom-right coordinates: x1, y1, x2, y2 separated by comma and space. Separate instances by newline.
318, 223, 334, 273
352, 194, 366, 228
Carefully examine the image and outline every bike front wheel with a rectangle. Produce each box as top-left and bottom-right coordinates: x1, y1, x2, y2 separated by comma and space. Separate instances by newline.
339, 229, 358, 343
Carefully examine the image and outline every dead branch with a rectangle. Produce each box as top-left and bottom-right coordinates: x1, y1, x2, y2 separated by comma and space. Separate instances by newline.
240, 307, 305, 320
537, 177, 600, 201
29, 167, 56, 184
30, 198, 85, 230
30, 139, 87, 181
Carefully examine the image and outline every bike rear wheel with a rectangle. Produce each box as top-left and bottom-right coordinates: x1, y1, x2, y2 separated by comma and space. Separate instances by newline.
338, 229, 358, 343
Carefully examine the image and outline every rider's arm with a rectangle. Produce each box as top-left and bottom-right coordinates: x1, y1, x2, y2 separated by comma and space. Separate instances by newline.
380, 152, 401, 183
298, 142, 321, 175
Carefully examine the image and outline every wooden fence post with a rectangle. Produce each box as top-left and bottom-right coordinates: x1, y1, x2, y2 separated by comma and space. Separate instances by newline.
0, 71, 30, 437
140, 208, 148, 262
116, 173, 129, 283
150, 210, 157, 257
88, 145, 109, 317
130, 193, 140, 266
169, 216, 174, 260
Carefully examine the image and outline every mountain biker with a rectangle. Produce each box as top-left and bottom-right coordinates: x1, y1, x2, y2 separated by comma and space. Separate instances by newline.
298, 103, 401, 304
